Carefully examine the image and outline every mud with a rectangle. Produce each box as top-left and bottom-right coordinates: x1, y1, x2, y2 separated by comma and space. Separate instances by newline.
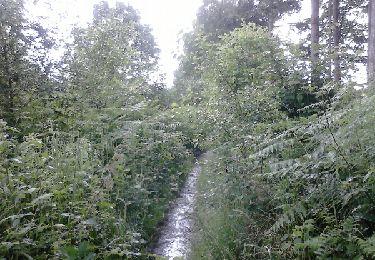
151, 156, 206, 259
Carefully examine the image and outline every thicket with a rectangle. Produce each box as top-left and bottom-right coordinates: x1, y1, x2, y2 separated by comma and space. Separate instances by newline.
176, 16, 375, 260
2, 0, 375, 259
0, 1, 197, 259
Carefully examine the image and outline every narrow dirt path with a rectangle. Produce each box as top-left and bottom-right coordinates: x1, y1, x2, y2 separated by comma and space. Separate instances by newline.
151, 155, 206, 259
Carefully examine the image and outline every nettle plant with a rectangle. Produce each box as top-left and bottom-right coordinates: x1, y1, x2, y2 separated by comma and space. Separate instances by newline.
0, 124, 127, 258
0, 114, 193, 259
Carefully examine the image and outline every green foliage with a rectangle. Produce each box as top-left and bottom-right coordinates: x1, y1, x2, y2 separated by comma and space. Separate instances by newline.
61, 241, 96, 260
196, 0, 301, 40
295, 0, 368, 84
206, 24, 284, 124
0, 1, 194, 259
173, 29, 214, 106
191, 86, 375, 259
0, 113, 193, 258
177, 8, 375, 260
191, 151, 269, 259
2, 0, 374, 259
0, 0, 55, 126
67, 2, 160, 111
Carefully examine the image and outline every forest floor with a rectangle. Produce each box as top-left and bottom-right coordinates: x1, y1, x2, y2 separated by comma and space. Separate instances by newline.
150, 154, 208, 259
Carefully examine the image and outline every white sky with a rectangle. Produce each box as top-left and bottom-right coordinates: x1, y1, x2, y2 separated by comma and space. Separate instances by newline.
275, 0, 310, 40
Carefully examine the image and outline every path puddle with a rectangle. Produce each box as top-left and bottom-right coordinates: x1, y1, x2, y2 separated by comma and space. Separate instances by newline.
151, 156, 205, 259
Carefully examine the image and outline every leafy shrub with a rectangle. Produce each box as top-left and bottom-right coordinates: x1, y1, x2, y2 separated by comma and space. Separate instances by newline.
0, 117, 193, 258
189, 23, 375, 260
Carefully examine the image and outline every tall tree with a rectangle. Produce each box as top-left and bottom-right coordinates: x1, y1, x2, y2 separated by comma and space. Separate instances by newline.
369, 0, 375, 83
311, 0, 320, 86
310, 0, 367, 82
327, 0, 333, 79
333, 0, 341, 82
173, 29, 213, 104
0, 0, 54, 126
256, 0, 301, 31
65, 1, 162, 140
92, 2, 159, 81
0, 0, 26, 125
196, 0, 300, 40
68, 2, 160, 109
296, 0, 367, 84
176, 0, 301, 102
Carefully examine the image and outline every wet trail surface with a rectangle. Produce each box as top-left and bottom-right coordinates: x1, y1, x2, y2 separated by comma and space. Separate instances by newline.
151, 156, 206, 259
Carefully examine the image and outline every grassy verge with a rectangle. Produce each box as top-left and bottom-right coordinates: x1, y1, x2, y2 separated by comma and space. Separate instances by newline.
190, 151, 248, 260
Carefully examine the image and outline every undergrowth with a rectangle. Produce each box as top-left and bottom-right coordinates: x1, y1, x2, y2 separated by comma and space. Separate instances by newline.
0, 118, 193, 259
191, 87, 375, 259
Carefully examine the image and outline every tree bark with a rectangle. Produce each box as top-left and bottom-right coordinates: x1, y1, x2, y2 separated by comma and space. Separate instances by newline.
268, 0, 276, 31
368, 0, 375, 83
311, 0, 320, 86
333, 0, 341, 83
2, 43, 15, 126
328, 0, 332, 80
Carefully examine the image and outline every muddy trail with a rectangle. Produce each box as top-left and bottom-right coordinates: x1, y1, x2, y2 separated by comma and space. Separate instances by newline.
151, 155, 207, 259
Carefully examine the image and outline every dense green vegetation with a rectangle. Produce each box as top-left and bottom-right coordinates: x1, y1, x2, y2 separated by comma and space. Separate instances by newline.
182, 0, 375, 259
1, 0, 375, 259
0, 1, 196, 258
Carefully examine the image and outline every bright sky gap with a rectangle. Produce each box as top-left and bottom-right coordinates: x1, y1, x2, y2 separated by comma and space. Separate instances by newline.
25, 0, 364, 86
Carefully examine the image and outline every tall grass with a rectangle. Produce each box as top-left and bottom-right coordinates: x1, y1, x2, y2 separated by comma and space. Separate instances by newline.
190, 151, 253, 260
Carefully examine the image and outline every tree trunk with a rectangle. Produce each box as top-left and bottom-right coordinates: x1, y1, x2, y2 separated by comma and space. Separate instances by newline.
328, 0, 332, 80
1, 43, 16, 126
333, 0, 341, 82
268, 0, 276, 31
311, 0, 320, 86
368, 0, 375, 83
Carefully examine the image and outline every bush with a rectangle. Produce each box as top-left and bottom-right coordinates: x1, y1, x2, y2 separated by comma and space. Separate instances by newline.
0, 118, 193, 259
